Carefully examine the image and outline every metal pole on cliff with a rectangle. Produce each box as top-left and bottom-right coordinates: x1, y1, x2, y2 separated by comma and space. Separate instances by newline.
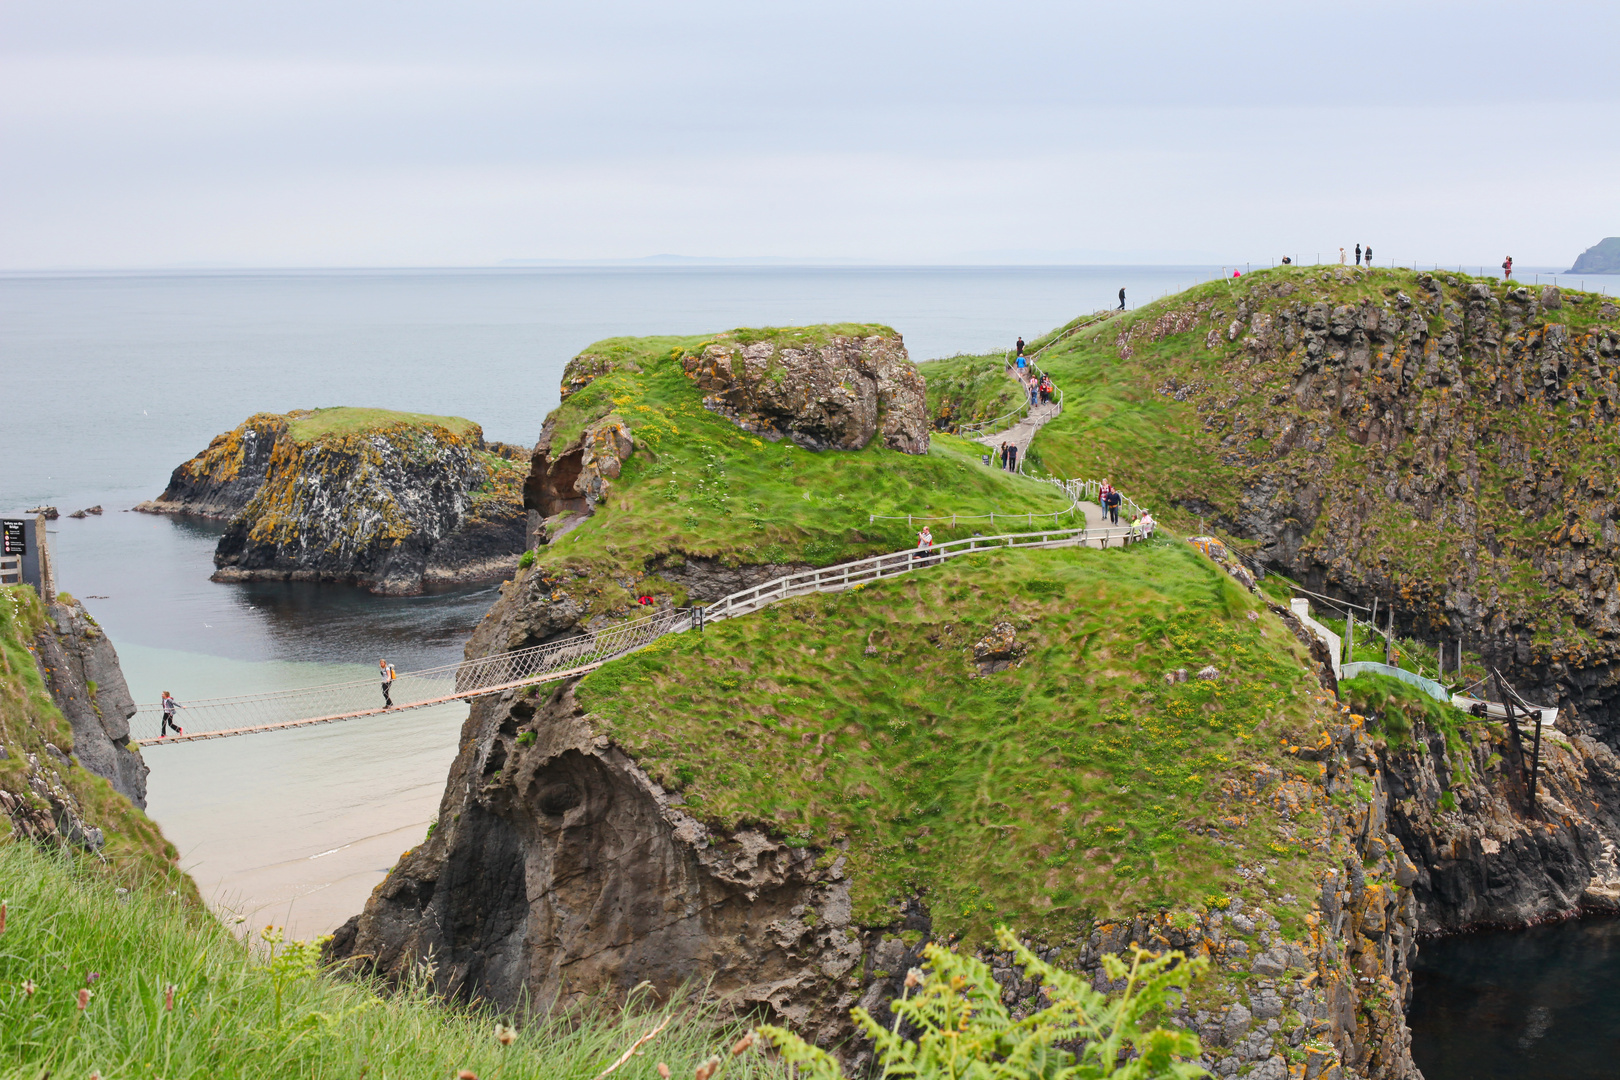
1492, 667, 1531, 815
1385, 603, 1395, 666
1345, 609, 1355, 665
1527, 702, 1544, 811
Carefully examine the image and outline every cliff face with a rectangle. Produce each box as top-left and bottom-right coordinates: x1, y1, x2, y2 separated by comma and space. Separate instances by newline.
31, 595, 148, 807
140, 408, 529, 595
1031, 269, 1620, 748
1, 585, 184, 888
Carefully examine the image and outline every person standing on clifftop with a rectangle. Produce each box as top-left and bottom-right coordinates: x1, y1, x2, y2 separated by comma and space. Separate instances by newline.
1118, 287, 1126, 310
1339, 247, 1346, 265
1502, 256, 1513, 279
1355, 243, 1362, 266
380, 658, 396, 709
1016, 336, 1025, 356
1364, 244, 1373, 267
159, 691, 184, 737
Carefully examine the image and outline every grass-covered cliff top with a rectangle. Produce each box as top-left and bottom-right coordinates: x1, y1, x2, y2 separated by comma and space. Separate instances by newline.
1019, 266, 1620, 661
0, 586, 184, 892
918, 353, 1024, 433
284, 406, 483, 444
576, 536, 1341, 943
502, 327, 1076, 627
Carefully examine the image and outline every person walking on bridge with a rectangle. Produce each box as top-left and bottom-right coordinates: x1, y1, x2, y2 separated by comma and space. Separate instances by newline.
379, 658, 396, 709
159, 691, 184, 737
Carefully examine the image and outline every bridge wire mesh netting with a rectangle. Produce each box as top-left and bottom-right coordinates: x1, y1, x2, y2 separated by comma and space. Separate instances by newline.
131, 607, 695, 744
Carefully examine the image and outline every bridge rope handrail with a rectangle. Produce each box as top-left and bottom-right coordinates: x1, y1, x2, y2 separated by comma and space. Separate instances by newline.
137, 482, 1153, 745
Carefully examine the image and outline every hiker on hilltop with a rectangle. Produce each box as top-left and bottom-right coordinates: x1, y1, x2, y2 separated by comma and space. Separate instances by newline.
1355, 243, 1362, 266
1118, 287, 1126, 310
1016, 336, 1025, 356
1502, 256, 1513, 279
1364, 244, 1372, 266
1339, 247, 1346, 265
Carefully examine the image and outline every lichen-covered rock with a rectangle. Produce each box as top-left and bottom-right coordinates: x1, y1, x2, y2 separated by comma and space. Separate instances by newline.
141, 408, 529, 595
523, 413, 635, 534
30, 596, 148, 807
681, 331, 928, 454
135, 412, 288, 517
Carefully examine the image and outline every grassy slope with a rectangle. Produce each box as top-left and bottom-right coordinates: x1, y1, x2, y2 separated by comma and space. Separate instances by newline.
0, 586, 184, 893
575, 536, 1339, 943
1021, 266, 1620, 658
514, 328, 1076, 619
918, 353, 1023, 432
285, 406, 482, 443
0, 841, 764, 1080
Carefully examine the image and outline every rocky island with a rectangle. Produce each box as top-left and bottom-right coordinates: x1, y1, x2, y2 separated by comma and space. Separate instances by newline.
1566, 236, 1620, 275
138, 407, 530, 595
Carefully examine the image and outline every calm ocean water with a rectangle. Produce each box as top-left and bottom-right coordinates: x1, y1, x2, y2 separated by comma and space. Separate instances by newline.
0, 264, 1222, 935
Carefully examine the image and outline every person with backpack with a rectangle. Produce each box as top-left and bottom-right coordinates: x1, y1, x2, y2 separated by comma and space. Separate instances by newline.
1502, 255, 1513, 279
380, 658, 397, 708
159, 691, 184, 737
915, 525, 934, 564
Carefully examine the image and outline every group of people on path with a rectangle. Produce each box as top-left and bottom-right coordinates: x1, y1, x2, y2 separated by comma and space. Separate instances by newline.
1339, 244, 1375, 266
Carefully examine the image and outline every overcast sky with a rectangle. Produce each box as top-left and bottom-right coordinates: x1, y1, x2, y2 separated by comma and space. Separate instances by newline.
2, 0, 1617, 269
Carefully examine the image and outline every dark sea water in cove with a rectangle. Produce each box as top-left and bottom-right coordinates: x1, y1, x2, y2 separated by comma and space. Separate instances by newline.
0, 264, 1226, 934
1408, 917, 1620, 1079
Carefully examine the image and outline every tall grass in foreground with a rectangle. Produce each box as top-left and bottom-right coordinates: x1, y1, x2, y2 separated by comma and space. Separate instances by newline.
0, 840, 770, 1080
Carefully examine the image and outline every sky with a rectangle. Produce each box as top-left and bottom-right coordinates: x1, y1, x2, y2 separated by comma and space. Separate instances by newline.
2, 0, 1617, 269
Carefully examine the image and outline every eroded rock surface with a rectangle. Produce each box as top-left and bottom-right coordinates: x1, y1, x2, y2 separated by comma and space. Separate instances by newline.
683, 332, 928, 454
31, 596, 148, 807
139, 409, 530, 595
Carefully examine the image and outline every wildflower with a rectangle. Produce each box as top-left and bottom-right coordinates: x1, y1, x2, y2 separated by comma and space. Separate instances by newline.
694, 1055, 722, 1080
657, 1065, 671, 1079
85, 971, 101, 986
164, 984, 176, 1012
731, 1031, 756, 1056
904, 967, 924, 990
494, 1023, 516, 1046
77, 988, 91, 1011
21, 979, 35, 996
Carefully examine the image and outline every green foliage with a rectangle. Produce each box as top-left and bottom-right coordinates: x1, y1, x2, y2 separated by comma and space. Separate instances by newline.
519, 549, 537, 568
1339, 671, 1474, 756
579, 540, 1325, 938
918, 353, 1023, 432
0, 840, 768, 1079
284, 406, 482, 444
759, 927, 1207, 1079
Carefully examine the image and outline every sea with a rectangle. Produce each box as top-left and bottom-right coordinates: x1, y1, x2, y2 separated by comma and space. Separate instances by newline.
0, 263, 1606, 1072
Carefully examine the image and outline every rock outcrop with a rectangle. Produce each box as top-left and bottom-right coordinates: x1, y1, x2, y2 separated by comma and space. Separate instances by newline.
682, 331, 928, 454
139, 408, 530, 595
30, 595, 148, 807
1566, 236, 1620, 275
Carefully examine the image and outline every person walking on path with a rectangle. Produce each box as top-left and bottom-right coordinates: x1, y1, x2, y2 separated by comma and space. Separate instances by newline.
1028, 382, 1039, 408
915, 525, 934, 564
1007, 443, 1019, 473
1355, 243, 1362, 266
1502, 256, 1513, 279
380, 658, 396, 709
1016, 336, 1025, 356
159, 691, 184, 737
1098, 479, 1115, 518
1106, 488, 1122, 525
1118, 287, 1126, 311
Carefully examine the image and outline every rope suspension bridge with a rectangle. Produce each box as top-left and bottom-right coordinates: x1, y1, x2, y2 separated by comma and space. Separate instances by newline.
133, 487, 1152, 747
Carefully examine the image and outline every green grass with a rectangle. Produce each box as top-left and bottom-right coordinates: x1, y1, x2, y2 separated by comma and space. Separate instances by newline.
574, 537, 1338, 943
1018, 266, 1620, 670
516, 329, 1077, 620
0, 840, 767, 1080
1337, 671, 1479, 765
917, 353, 1022, 432
286, 407, 482, 444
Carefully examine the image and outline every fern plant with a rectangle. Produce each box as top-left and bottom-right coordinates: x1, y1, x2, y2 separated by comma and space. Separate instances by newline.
758, 928, 1207, 1080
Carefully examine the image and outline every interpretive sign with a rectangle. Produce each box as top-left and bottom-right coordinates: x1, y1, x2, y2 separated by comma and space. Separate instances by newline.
1, 519, 24, 556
